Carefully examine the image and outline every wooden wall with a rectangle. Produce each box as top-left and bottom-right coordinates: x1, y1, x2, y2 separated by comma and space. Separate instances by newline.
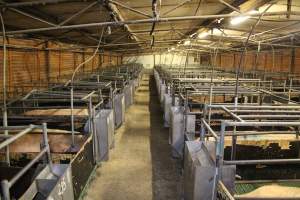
0, 37, 122, 100
202, 49, 300, 74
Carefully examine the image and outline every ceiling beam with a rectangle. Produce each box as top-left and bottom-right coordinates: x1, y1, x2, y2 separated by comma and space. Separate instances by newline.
58, 1, 98, 26
0, 0, 84, 8
2, 0, 104, 44
161, 0, 192, 17
109, 0, 152, 18
4, 11, 294, 35
105, 1, 139, 43
218, 0, 241, 13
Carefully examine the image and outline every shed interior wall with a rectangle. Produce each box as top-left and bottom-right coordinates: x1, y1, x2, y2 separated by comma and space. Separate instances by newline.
203, 49, 299, 74
0, 37, 122, 99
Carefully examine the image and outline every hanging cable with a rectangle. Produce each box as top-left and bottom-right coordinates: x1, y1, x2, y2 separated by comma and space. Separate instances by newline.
234, 3, 274, 99
69, 27, 105, 148
183, 50, 189, 75
150, 0, 159, 36
208, 29, 224, 125
252, 41, 261, 78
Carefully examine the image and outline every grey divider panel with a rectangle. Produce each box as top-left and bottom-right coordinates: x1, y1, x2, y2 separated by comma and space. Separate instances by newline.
163, 95, 180, 127
154, 69, 160, 91
159, 83, 166, 105
124, 83, 134, 109
186, 114, 196, 134
184, 141, 235, 200
155, 71, 162, 97
94, 109, 115, 162
20, 164, 74, 200
130, 80, 135, 103
169, 106, 184, 158
169, 106, 196, 157
133, 78, 139, 89
164, 94, 172, 127
114, 93, 125, 128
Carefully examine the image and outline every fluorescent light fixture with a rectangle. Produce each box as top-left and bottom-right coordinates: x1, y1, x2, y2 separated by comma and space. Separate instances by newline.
198, 31, 209, 39
230, 10, 258, 25
212, 28, 223, 36
107, 26, 112, 35
184, 40, 191, 45
190, 33, 197, 38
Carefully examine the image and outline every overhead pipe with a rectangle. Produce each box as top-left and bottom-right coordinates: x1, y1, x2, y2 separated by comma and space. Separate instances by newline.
8, 7, 57, 26
109, 0, 152, 18
3, 2, 101, 43
162, 0, 192, 16
218, 0, 241, 13
5, 10, 294, 35
251, 21, 300, 38
106, 0, 139, 43
0, 0, 80, 7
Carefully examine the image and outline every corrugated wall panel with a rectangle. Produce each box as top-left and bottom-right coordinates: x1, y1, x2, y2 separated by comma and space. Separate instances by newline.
60, 52, 74, 76
281, 51, 291, 72
294, 49, 300, 73
0, 38, 122, 100
49, 51, 61, 78
205, 50, 298, 74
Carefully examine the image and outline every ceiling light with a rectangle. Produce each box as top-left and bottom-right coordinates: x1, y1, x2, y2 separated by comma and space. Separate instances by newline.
212, 28, 223, 36
190, 33, 197, 38
230, 10, 258, 25
171, 47, 175, 50
184, 40, 191, 45
107, 26, 112, 35
217, 18, 224, 24
198, 31, 209, 39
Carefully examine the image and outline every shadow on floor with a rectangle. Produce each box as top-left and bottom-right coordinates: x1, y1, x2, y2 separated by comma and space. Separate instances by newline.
148, 73, 183, 200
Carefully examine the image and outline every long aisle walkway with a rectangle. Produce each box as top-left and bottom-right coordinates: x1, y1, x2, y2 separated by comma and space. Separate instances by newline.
84, 73, 182, 200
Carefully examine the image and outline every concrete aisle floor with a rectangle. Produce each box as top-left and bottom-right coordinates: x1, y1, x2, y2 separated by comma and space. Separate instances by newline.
84, 73, 182, 200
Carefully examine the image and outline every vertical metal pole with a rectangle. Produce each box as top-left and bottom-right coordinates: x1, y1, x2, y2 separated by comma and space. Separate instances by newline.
97, 75, 102, 103
89, 96, 98, 164
0, 11, 9, 165
208, 85, 213, 125
289, 78, 292, 101
69, 27, 104, 149
70, 86, 75, 147
208, 48, 216, 126
1, 180, 10, 200
231, 97, 238, 160
159, 53, 161, 65
110, 87, 114, 110
212, 122, 226, 200
200, 121, 205, 141
184, 90, 188, 134
170, 53, 174, 66
42, 123, 53, 170
219, 122, 226, 164
171, 81, 175, 106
